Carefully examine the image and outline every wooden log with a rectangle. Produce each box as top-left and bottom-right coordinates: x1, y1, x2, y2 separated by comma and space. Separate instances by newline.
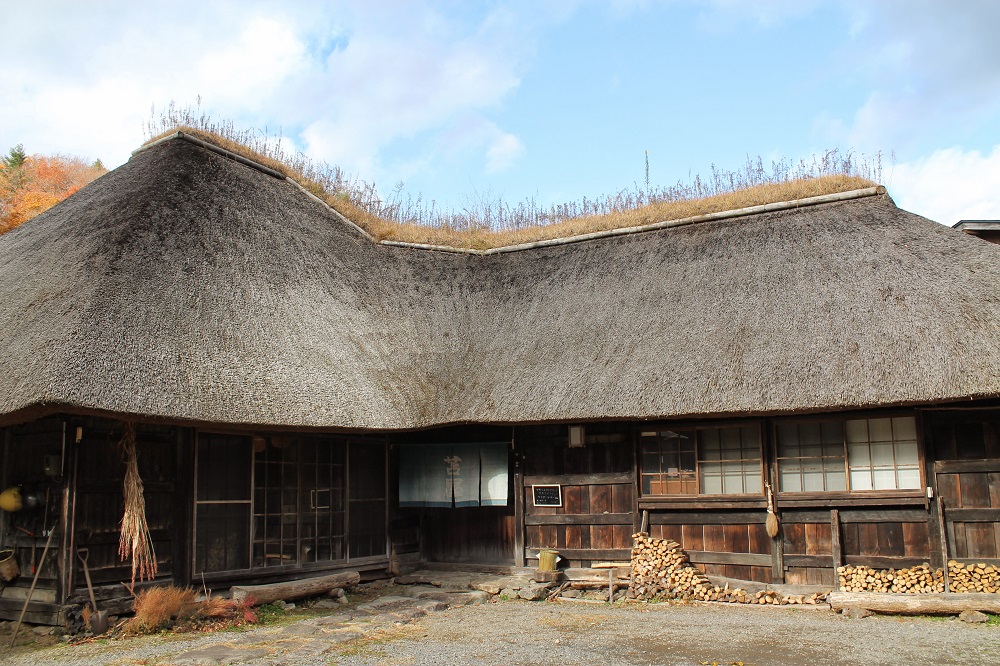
231, 571, 361, 604
828, 592, 1000, 615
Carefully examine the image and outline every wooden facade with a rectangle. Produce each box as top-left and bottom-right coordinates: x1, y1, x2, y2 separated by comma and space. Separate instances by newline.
397, 405, 1000, 589
0, 416, 390, 626
1, 404, 999, 626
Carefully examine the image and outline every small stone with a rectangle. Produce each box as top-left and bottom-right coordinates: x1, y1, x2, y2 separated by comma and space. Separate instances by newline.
561, 589, 581, 598
473, 583, 502, 596
518, 585, 550, 601
959, 610, 989, 624
843, 607, 873, 619
338, 595, 349, 605
499, 588, 518, 599
313, 599, 340, 609
32, 625, 55, 636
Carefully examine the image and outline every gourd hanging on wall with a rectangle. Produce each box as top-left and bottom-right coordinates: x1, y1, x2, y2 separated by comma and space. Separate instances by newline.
118, 422, 157, 592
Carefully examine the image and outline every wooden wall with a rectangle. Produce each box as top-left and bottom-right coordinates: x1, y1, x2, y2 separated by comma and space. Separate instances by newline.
648, 513, 773, 582
520, 424, 635, 567
929, 410, 1000, 564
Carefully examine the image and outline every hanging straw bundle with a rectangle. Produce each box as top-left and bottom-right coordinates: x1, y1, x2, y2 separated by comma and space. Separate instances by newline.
118, 422, 157, 592
765, 482, 780, 538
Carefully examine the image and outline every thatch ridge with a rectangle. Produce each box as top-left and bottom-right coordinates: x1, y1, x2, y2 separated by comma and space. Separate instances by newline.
138, 130, 879, 252
1, 137, 998, 430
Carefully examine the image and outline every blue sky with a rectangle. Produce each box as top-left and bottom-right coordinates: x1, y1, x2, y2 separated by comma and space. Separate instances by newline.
3, 0, 999, 225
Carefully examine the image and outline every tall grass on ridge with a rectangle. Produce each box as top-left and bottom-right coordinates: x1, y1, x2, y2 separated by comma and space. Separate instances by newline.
145, 101, 885, 250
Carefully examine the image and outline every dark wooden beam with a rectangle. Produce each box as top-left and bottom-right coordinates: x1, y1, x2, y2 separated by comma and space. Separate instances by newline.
524, 473, 633, 486
525, 513, 632, 526
843, 555, 935, 569
946, 508, 1000, 522
640, 500, 768, 511
776, 495, 926, 509
781, 509, 929, 524
686, 550, 771, 567
649, 512, 767, 525
934, 460, 1000, 474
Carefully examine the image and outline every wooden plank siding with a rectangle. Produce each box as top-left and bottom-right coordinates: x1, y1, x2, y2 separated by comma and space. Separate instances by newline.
928, 410, 1000, 563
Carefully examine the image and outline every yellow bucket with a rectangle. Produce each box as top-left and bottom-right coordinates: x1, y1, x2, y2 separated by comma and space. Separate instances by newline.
537, 549, 560, 571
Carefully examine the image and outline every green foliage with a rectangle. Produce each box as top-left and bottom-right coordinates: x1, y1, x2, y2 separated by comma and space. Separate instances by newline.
254, 602, 289, 625
2, 144, 26, 171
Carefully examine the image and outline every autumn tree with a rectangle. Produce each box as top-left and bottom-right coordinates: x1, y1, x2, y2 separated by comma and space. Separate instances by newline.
0, 146, 108, 234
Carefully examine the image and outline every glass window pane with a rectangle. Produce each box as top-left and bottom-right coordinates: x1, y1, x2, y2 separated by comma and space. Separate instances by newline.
850, 469, 873, 490
680, 449, 696, 473
800, 423, 822, 448
720, 427, 742, 451
777, 424, 799, 456
868, 418, 893, 442
892, 417, 917, 441
740, 427, 761, 460
848, 443, 871, 467
802, 471, 825, 491
781, 470, 802, 492
825, 470, 847, 491
895, 440, 919, 466
701, 472, 723, 494
872, 468, 896, 490
845, 419, 869, 443
641, 451, 661, 474
821, 421, 844, 445
870, 442, 895, 469
701, 444, 721, 461
896, 467, 921, 489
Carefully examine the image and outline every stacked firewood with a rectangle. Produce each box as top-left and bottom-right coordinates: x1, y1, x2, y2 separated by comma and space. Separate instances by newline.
628, 533, 825, 605
837, 564, 945, 593
949, 561, 1000, 593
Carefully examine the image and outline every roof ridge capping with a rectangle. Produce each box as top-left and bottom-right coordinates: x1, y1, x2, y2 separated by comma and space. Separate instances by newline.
133, 131, 887, 256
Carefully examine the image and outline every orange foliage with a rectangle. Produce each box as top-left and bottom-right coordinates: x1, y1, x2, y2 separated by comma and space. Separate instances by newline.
0, 153, 107, 234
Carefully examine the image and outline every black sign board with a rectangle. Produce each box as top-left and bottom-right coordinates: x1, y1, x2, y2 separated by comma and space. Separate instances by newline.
531, 484, 562, 507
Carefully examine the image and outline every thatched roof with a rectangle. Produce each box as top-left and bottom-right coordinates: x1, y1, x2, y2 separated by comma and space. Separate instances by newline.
1, 136, 998, 429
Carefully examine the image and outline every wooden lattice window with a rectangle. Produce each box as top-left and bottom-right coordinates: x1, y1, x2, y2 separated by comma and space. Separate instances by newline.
641, 425, 762, 496
776, 416, 920, 492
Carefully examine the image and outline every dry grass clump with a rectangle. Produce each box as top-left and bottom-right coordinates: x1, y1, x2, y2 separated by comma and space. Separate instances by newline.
122, 586, 258, 635
144, 101, 883, 250
125, 586, 197, 633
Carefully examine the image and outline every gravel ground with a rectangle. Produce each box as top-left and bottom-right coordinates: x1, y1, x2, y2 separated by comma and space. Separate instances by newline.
1, 598, 998, 666
332, 602, 1000, 666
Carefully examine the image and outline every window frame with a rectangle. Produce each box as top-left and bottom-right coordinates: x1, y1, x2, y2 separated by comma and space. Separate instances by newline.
772, 412, 926, 497
638, 422, 765, 499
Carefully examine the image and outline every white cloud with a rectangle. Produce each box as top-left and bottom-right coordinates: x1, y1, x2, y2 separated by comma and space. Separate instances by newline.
830, 0, 1000, 153
0, 1, 534, 184
485, 132, 525, 174
888, 145, 1000, 225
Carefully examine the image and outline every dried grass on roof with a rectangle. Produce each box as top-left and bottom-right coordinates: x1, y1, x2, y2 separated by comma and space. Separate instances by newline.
142, 104, 879, 250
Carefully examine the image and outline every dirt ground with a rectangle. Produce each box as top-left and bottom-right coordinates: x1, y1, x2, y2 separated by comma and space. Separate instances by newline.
1, 593, 998, 666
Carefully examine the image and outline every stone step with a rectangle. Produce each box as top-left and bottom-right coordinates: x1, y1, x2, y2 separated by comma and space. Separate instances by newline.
395, 586, 490, 607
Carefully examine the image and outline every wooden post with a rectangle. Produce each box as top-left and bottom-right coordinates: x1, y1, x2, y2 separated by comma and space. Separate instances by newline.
771, 527, 785, 584
936, 497, 950, 593
640, 509, 649, 534
58, 419, 79, 605
830, 509, 842, 570
512, 438, 525, 566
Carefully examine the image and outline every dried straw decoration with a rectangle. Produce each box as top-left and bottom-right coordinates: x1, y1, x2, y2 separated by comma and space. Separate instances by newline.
118, 422, 157, 592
